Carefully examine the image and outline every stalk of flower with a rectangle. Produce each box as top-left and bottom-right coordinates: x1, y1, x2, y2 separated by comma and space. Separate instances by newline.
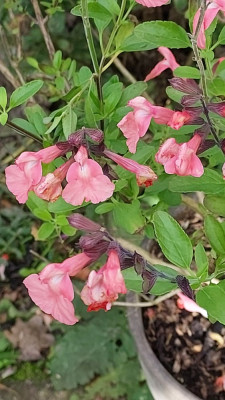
144, 47, 180, 81
5, 145, 64, 203
155, 134, 204, 177
103, 148, 157, 187
62, 145, 115, 206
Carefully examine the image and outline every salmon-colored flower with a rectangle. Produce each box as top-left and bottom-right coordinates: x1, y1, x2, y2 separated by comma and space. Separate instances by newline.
62, 146, 115, 206
117, 96, 173, 153
5, 145, 63, 203
193, 1, 225, 49
145, 47, 179, 81
81, 250, 127, 312
155, 134, 204, 177
34, 158, 73, 202
23, 253, 91, 325
177, 292, 208, 318
104, 149, 157, 187
135, 0, 169, 7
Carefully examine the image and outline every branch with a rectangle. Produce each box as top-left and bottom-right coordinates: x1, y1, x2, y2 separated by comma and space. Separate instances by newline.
31, 0, 55, 61
0, 61, 20, 89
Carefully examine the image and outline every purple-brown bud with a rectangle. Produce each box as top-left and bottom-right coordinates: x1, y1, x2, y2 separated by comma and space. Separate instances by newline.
68, 213, 102, 232
176, 275, 194, 300
169, 78, 201, 94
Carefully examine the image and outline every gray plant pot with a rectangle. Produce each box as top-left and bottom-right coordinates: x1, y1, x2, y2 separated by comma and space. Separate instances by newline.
127, 292, 201, 400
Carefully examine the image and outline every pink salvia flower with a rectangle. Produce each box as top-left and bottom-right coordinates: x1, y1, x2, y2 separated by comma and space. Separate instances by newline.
62, 146, 115, 206
34, 158, 73, 202
167, 110, 192, 130
193, 1, 225, 49
104, 149, 157, 187
145, 47, 180, 81
155, 134, 204, 177
135, 0, 169, 7
23, 253, 91, 325
81, 250, 127, 312
177, 292, 208, 318
117, 96, 174, 153
5, 145, 63, 203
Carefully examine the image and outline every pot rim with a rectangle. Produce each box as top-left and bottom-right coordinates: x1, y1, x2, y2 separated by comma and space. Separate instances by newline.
126, 291, 201, 400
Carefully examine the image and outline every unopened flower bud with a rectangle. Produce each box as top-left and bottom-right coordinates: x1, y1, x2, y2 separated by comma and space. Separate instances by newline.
176, 275, 194, 300
68, 213, 102, 232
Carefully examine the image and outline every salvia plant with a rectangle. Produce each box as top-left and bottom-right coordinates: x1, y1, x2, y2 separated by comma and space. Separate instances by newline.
2, 0, 225, 325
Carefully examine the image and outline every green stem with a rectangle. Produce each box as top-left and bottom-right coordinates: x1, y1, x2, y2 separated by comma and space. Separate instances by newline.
81, 0, 99, 74
101, 0, 127, 62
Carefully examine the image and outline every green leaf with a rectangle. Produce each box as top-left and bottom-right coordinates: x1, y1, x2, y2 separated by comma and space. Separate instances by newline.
26, 57, 39, 70
71, 3, 111, 21
0, 112, 8, 125
26, 191, 48, 211
120, 21, 190, 52
95, 203, 114, 214
113, 200, 145, 234
53, 50, 62, 69
195, 242, 208, 278
103, 82, 123, 115
48, 197, 77, 213
169, 169, 225, 194
204, 215, 225, 255
55, 215, 69, 226
62, 107, 77, 139
204, 194, 225, 217
196, 281, 225, 324
174, 66, 201, 79
61, 225, 76, 236
218, 26, 225, 44
0, 87, 7, 109
37, 222, 55, 240
115, 21, 134, 48
153, 211, 193, 268
33, 208, 52, 222
9, 80, 43, 110
166, 86, 183, 103
50, 308, 135, 390
117, 81, 147, 107
12, 117, 38, 135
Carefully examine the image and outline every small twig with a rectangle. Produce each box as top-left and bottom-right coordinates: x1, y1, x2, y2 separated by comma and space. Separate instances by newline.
30, 250, 48, 263
113, 288, 180, 307
31, 0, 55, 61
0, 60, 20, 89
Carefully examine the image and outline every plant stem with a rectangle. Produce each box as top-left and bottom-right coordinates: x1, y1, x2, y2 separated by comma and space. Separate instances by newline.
113, 288, 180, 307
101, 0, 127, 64
81, 0, 104, 130
81, 0, 99, 74
190, 0, 220, 146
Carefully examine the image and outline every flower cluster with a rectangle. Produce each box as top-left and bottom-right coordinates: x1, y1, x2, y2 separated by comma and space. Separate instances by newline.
24, 214, 129, 324
5, 128, 158, 205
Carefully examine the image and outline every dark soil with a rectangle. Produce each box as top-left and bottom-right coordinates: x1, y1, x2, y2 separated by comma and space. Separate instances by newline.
143, 298, 225, 400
